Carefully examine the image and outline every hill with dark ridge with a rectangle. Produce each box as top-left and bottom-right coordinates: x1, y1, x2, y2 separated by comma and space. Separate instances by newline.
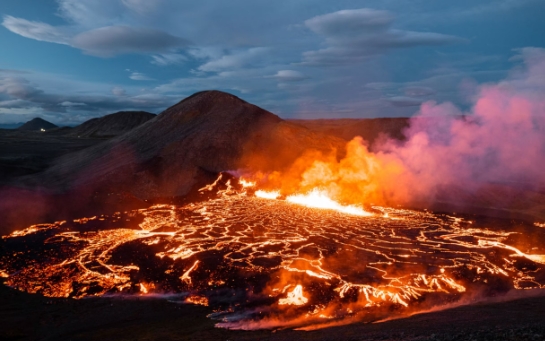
68, 111, 156, 138
18, 118, 57, 131
29, 90, 346, 199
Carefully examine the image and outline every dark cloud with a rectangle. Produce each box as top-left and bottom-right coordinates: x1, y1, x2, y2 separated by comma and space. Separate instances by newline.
72, 26, 188, 57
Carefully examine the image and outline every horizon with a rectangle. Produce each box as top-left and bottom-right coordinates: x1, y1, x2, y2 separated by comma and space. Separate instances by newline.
0, 0, 544, 125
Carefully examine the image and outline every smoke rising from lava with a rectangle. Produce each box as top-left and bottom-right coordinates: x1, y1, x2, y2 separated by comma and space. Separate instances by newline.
251, 48, 545, 212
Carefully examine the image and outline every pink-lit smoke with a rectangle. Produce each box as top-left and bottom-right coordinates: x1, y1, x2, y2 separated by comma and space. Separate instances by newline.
263, 48, 545, 215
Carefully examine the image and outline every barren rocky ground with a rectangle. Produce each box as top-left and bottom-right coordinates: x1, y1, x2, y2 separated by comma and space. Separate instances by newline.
1, 278, 544, 341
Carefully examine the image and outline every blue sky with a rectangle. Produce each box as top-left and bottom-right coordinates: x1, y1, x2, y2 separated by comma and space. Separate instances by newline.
0, 0, 544, 124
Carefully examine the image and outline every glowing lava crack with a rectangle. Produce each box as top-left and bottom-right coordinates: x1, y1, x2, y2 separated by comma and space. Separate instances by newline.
1, 183, 545, 330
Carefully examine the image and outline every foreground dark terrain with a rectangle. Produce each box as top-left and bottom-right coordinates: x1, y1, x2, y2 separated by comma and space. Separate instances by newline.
1, 278, 544, 341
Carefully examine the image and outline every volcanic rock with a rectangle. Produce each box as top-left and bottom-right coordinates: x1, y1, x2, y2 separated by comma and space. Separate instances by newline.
33, 90, 346, 199
18, 118, 58, 131
68, 111, 155, 138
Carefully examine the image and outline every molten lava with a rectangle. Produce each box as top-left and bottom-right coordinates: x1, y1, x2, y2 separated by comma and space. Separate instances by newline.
279, 285, 308, 306
285, 189, 371, 216
1, 176, 545, 330
255, 190, 281, 200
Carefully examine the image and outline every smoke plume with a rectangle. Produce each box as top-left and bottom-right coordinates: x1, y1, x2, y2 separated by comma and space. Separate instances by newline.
260, 48, 545, 213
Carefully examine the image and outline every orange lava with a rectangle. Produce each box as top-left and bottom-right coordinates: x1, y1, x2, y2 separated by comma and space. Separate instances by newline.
1, 176, 545, 329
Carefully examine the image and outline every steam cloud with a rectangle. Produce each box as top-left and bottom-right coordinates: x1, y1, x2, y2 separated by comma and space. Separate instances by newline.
265, 48, 545, 211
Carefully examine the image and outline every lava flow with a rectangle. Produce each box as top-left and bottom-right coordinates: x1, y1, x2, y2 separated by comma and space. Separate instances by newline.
1, 175, 545, 330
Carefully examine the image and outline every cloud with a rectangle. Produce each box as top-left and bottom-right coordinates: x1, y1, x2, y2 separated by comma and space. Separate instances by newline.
56, 0, 126, 28
2, 15, 72, 44
71, 26, 187, 57
0, 69, 29, 75
60, 101, 86, 107
151, 53, 188, 66
268, 70, 308, 82
0, 99, 32, 109
121, 0, 164, 15
198, 47, 270, 72
128, 72, 154, 81
454, 0, 541, 17
0, 74, 173, 124
403, 86, 435, 97
305, 8, 394, 36
302, 8, 464, 65
111, 86, 126, 96
3, 13, 188, 57
387, 96, 423, 107
0, 77, 43, 99
507, 47, 545, 93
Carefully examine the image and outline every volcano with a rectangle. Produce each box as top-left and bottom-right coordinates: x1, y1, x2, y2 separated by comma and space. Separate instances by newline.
31, 90, 345, 198
18, 117, 58, 131
0, 91, 346, 233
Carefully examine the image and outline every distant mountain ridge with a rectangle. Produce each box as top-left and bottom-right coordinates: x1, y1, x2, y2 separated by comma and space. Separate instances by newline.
0, 122, 24, 129
18, 118, 58, 131
69, 111, 156, 138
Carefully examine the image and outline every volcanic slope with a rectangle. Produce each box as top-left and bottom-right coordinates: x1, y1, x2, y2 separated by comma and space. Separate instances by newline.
18, 117, 58, 131
68, 111, 156, 138
34, 91, 346, 198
